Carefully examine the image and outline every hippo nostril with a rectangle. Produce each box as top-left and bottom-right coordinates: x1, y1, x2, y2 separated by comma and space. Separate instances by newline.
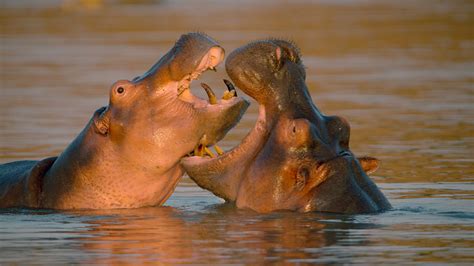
339, 151, 352, 157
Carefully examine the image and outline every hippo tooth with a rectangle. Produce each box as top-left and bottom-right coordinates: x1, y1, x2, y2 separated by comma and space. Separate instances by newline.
223, 79, 234, 91
200, 83, 217, 104
194, 144, 205, 157
222, 90, 236, 100
214, 145, 224, 155
209, 66, 217, 72
223, 79, 238, 97
204, 147, 215, 158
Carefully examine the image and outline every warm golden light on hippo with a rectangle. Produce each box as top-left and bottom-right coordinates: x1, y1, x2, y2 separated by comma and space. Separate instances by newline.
0, 33, 249, 209
182, 39, 391, 214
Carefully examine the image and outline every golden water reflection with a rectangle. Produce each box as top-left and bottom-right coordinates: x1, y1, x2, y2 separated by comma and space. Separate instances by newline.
0, 0, 473, 264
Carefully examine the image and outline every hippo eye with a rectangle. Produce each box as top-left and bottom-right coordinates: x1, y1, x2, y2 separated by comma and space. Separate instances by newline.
117, 87, 125, 94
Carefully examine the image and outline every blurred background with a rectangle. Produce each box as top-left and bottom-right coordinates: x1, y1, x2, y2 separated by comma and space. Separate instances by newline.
0, 0, 473, 264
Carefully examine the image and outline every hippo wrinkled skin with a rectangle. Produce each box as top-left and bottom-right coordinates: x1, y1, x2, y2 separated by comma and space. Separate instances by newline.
0, 33, 249, 209
182, 39, 391, 214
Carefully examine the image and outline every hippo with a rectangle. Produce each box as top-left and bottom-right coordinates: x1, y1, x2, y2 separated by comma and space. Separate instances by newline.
0, 32, 249, 209
181, 39, 391, 214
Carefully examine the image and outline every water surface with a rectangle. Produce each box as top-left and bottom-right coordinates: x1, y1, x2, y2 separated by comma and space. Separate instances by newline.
1, 0, 473, 264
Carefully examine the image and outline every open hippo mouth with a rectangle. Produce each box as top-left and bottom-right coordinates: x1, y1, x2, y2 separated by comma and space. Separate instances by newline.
169, 49, 244, 157
182, 79, 243, 158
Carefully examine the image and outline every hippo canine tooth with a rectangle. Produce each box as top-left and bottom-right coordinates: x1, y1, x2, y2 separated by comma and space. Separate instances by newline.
214, 145, 224, 155
204, 147, 215, 158
200, 83, 217, 105
222, 79, 237, 100
223, 79, 238, 96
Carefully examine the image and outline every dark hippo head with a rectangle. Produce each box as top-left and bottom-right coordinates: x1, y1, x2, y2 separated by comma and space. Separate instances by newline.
181, 39, 391, 214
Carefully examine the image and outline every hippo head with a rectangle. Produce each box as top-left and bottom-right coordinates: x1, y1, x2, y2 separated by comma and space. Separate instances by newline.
91, 33, 249, 170
182, 39, 390, 214
14, 33, 250, 210
90, 34, 246, 166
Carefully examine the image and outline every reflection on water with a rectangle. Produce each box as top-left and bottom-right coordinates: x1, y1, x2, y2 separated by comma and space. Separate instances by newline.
0, 0, 473, 264
1, 186, 473, 264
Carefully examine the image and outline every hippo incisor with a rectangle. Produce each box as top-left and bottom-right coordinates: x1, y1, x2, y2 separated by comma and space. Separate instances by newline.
0, 33, 249, 209
182, 39, 391, 214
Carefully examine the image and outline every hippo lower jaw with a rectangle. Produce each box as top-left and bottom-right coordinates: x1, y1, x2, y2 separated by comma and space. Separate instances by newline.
180, 104, 269, 201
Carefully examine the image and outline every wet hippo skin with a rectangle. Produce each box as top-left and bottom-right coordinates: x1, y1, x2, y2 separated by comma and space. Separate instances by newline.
0, 32, 249, 209
182, 39, 391, 214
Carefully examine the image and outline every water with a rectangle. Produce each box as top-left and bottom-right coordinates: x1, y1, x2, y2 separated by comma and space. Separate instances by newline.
1, 0, 473, 264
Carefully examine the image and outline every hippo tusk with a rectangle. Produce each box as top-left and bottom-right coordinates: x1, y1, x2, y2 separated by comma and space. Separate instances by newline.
209, 66, 217, 72
214, 145, 224, 155
200, 83, 218, 104
204, 147, 216, 158
223, 79, 238, 96
222, 79, 238, 100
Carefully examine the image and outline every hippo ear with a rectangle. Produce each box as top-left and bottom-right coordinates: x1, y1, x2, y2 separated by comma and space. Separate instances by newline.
93, 106, 111, 136
358, 156, 379, 175
275, 46, 282, 61
274, 47, 283, 70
